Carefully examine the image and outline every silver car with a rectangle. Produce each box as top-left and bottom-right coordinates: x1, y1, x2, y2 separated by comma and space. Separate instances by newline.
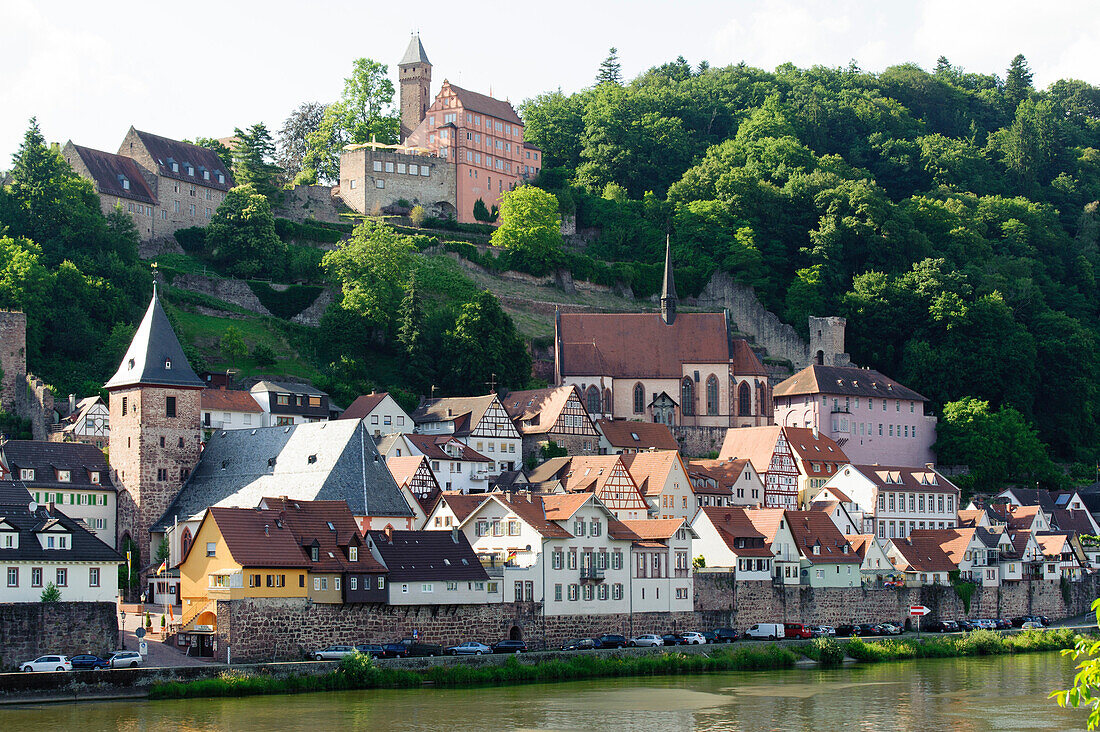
446, 641, 492, 655
628, 634, 664, 647
107, 651, 142, 668
313, 644, 356, 661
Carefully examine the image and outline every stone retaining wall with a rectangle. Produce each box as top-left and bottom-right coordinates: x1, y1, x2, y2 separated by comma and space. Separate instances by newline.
0, 602, 118, 670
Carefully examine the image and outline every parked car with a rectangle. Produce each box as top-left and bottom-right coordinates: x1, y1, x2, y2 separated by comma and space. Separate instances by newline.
995, 618, 1012, 630
680, 632, 707, 645
1022, 621, 1044, 630
744, 623, 784, 640
661, 633, 687, 645
627, 634, 664, 648
596, 634, 628, 649
21, 655, 71, 672
562, 638, 600, 651
107, 651, 142, 669
857, 624, 882, 637
784, 623, 812, 639
877, 623, 903, 635
808, 626, 833, 638
835, 624, 861, 637
973, 619, 996, 630
1039, 616, 1052, 626
712, 628, 740, 643
313, 644, 357, 661
385, 639, 443, 657
353, 644, 385, 658
942, 620, 959, 632
956, 620, 975, 632
924, 621, 955, 633
492, 639, 527, 654
446, 641, 492, 656
69, 654, 110, 671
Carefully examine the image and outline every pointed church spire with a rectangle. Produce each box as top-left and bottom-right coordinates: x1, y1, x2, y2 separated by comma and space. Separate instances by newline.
104, 284, 203, 390
660, 234, 677, 325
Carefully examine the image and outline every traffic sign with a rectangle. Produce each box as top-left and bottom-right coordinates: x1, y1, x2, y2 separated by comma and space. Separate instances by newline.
910, 605, 930, 616
135, 626, 146, 639
138, 641, 148, 656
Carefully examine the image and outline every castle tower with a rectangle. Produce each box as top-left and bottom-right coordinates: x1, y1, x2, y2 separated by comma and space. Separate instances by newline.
808, 316, 851, 367
0, 311, 27, 416
106, 282, 203, 581
660, 235, 678, 325
398, 34, 432, 141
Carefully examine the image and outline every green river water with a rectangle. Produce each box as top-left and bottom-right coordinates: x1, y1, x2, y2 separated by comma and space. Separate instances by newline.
0, 651, 1088, 731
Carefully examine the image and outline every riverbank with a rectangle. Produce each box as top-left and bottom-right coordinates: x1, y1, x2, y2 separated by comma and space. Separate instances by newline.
147, 628, 1082, 701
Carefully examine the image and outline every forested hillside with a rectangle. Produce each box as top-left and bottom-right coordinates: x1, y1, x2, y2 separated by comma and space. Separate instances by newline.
523, 54, 1100, 471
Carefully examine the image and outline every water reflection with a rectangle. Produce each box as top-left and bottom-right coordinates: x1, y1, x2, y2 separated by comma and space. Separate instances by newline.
0, 652, 1086, 732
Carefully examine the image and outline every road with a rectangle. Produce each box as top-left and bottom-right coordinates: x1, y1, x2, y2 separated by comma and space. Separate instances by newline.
117, 604, 214, 668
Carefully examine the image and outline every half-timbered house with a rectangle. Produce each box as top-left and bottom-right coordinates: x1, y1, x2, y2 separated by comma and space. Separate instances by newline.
54, 396, 110, 449
718, 426, 799, 509
527, 455, 650, 520
503, 385, 599, 462
412, 395, 522, 473
384, 455, 440, 527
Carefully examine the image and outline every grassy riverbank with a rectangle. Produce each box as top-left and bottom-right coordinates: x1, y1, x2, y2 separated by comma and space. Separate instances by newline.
147, 629, 1081, 701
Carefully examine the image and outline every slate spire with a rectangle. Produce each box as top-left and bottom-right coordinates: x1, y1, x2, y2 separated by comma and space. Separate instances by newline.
660, 234, 678, 325
104, 282, 203, 389
399, 33, 431, 66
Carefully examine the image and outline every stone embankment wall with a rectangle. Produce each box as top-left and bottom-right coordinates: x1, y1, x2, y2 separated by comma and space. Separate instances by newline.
216, 597, 697, 664
671, 426, 729, 458
172, 275, 331, 327
275, 185, 346, 224
0, 311, 27, 414
694, 573, 1100, 627
0, 602, 118, 670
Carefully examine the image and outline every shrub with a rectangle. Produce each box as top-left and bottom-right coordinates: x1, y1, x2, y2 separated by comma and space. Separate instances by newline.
273, 218, 345, 244
174, 226, 207, 252
247, 282, 324, 320
810, 638, 846, 667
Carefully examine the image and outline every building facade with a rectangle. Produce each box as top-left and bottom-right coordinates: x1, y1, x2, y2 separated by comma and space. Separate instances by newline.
718, 426, 800, 509
503, 385, 600, 462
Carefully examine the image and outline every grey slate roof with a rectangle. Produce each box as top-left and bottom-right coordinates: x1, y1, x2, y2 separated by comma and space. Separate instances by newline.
367, 529, 488, 582
661, 235, 677, 302
0, 441, 116, 492
250, 380, 328, 397
0, 490, 123, 563
105, 286, 204, 390
399, 34, 431, 66
0, 481, 33, 506
152, 419, 414, 532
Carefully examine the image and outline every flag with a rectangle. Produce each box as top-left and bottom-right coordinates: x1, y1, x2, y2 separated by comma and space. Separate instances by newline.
156, 560, 167, 576
168, 605, 174, 621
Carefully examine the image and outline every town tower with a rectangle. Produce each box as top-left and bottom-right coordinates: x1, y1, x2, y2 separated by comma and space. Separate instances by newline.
107, 281, 203, 584
399, 34, 432, 141
660, 235, 678, 325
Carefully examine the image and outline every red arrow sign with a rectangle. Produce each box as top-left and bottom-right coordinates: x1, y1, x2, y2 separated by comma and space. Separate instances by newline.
910, 605, 930, 616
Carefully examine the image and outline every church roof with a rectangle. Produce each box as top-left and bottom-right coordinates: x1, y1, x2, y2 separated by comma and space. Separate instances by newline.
557, 312, 765, 379
399, 34, 431, 66
661, 236, 677, 302
104, 286, 204, 390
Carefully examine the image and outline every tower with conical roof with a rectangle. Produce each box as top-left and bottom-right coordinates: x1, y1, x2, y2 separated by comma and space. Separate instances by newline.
398, 33, 432, 141
660, 235, 678, 325
107, 281, 203, 582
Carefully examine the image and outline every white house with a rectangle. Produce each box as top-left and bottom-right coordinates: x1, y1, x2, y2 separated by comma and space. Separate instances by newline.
685, 458, 766, 509
363, 527, 498, 605
845, 534, 895, 586
411, 395, 522, 474
200, 389, 263, 432
819, 463, 960, 539
740, 508, 801, 585
883, 535, 954, 586
0, 482, 122, 602
57, 396, 110, 449
341, 392, 413, 440
621, 450, 697, 522
690, 506, 774, 580
404, 433, 495, 493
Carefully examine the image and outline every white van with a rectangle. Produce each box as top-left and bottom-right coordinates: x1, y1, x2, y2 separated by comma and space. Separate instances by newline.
744, 623, 784, 640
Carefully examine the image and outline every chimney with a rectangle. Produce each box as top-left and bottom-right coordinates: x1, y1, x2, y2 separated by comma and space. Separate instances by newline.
68, 394, 76, 414
47, 501, 55, 516
925, 463, 935, 470
384, 525, 394, 543
812, 423, 819, 440
451, 527, 459, 544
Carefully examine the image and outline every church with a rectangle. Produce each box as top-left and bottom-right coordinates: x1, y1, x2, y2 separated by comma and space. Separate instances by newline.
554, 240, 773, 428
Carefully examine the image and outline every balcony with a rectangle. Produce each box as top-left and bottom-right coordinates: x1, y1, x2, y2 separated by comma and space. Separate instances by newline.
580, 567, 605, 583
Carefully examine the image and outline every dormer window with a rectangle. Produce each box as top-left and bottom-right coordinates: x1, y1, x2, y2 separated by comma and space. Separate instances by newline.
57, 470, 70, 483
202, 169, 210, 181
217, 172, 225, 184
349, 546, 358, 561
186, 164, 195, 176
20, 469, 33, 481
89, 471, 100, 485
165, 359, 172, 370
813, 544, 820, 555
310, 546, 319, 561
169, 159, 179, 173
121, 177, 130, 190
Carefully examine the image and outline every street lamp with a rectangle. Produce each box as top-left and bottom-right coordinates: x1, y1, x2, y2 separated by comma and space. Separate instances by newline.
120, 608, 126, 650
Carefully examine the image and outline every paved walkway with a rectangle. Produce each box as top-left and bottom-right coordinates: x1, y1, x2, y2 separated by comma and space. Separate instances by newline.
118, 605, 214, 668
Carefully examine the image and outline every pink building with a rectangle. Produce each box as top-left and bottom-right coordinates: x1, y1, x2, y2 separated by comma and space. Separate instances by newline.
772, 365, 937, 467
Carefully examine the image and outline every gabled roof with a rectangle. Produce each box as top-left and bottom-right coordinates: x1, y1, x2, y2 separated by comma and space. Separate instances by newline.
105, 286, 204, 390
1052, 509, 1097, 536
0, 481, 33, 506
257, 497, 385, 574
773, 364, 926, 401
957, 509, 987, 528
741, 508, 790, 545
1035, 532, 1074, 559
597, 419, 679, 450
340, 393, 393, 421
503, 386, 585, 435
250, 380, 328, 397
907, 528, 976, 565
411, 395, 502, 436
201, 389, 262, 413
367, 529, 488, 582
816, 485, 853, 504
385, 456, 431, 489
530, 456, 648, 511
129, 128, 233, 191
404, 433, 492, 463
205, 506, 308, 568
785, 511, 861, 563
476, 493, 573, 539
620, 518, 688, 541
686, 458, 751, 496
783, 427, 849, 474
435, 492, 492, 523
540, 493, 594, 521
63, 396, 106, 432
0, 441, 115, 492
844, 464, 958, 494
993, 504, 1045, 530
399, 34, 431, 65
718, 426, 782, 470
620, 450, 683, 497
697, 507, 774, 557
443, 81, 522, 126
0, 499, 122, 564
65, 142, 157, 204
153, 419, 413, 532
557, 311, 766, 378
889, 536, 956, 573
844, 534, 876, 561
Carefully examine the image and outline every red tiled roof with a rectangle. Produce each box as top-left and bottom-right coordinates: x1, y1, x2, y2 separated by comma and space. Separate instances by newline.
847, 464, 959, 495
773, 364, 926, 401
957, 509, 985, 528
890, 535, 956, 573
445, 82, 523, 125
405, 434, 492, 463
741, 508, 789, 544
597, 419, 679, 450
437, 492, 491, 522
783, 427, 849, 476
686, 458, 751, 496
816, 485, 853, 504
785, 510, 861, 563
259, 497, 384, 573
620, 450, 683, 498
619, 518, 685, 541
340, 393, 390, 421
699, 507, 774, 557
130, 128, 234, 191
908, 528, 975, 565
558, 312, 765, 378
207, 506, 309, 569
503, 386, 588, 436
201, 388, 262, 413
65, 143, 157, 205
385, 456, 430, 489
540, 493, 593, 521
844, 534, 876, 561
718, 426, 782, 472
1035, 532, 1072, 558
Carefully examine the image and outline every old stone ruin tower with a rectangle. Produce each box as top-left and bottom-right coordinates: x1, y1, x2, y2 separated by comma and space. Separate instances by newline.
106, 282, 202, 584
808, 316, 851, 367
398, 34, 432, 141
0, 310, 26, 417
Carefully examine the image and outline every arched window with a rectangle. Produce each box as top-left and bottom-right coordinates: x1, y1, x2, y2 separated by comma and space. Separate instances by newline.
603, 389, 612, 414
633, 383, 645, 414
738, 381, 752, 417
816, 350, 825, 365
180, 526, 193, 559
706, 375, 719, 416
585, 386, 601, 414
681, 378, 695, 416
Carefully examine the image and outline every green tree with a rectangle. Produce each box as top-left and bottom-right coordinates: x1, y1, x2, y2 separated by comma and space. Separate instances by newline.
409, 205, 426, 228
231, 124, 282, 200
490, 186, 563, 274
1053, 598, 1100, 729
185, 137, 234, 173
252, 342, 277, 367
596, 47, 622, 85
441, 290, 531, 394
322, 221, 416, 335
220, 326, 247, 361
206, 184, 286, 278
40, 582, 61, 603
277, 101, 326, 181
1004, 53, 1033, 110
155, 537, 170, 564
472, 198, 492, 222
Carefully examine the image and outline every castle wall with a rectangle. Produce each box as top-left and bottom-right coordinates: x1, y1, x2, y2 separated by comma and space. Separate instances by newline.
0, 311, 26, 414
339, 148, 455, 217
0, 602, 118, 671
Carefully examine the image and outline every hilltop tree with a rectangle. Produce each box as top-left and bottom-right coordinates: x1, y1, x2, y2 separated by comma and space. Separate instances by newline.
322, 221, 416, 336
596, 47, 622, 85
277, 102, 327, 183
185, 137, 234, 173
206, 184, 285, 278
232, 123, 282, 200
490, 186, 563, 274
1005, 53, 1034, 109
441, 290, 531, 394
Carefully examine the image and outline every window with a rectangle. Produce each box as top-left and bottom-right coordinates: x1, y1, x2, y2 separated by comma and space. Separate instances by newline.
378, 576, 385, 590
350, 577, 358, 591
421, 583, 433, 593
507, 520, 520, 536
552, 550, 563, 569
206, 542, 216, 557
31, 567, 42, 587
612, 583, 623, 600
349, 546, 358, 562
373, 160, 383, 172
568, 550, 578, 570
738, 381, 752, 417
56, 568, 67, 587
57, 470, 70, 483
574, 520, 585, 537
706, 375, 719, 415
681, 378, 695, 416
421, 166, 429, 177
375, 179, 384, 189
554, 583, 563, 601
6, 567, 16, 586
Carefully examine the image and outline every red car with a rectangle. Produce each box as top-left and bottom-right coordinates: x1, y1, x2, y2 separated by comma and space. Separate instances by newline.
784, 623, 812, 639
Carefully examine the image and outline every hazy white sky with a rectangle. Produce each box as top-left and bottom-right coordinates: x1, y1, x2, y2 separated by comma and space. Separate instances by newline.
4, 0, 1100, 166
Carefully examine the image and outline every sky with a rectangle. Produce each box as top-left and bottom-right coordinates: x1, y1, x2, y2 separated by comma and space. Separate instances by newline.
4, 0, 1100, 166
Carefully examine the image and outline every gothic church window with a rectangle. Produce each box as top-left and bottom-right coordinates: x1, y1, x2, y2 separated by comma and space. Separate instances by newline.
706, 375, 719, 416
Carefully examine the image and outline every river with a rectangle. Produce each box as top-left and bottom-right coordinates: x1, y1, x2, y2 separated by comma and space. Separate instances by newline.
0, 651, 1088, 731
